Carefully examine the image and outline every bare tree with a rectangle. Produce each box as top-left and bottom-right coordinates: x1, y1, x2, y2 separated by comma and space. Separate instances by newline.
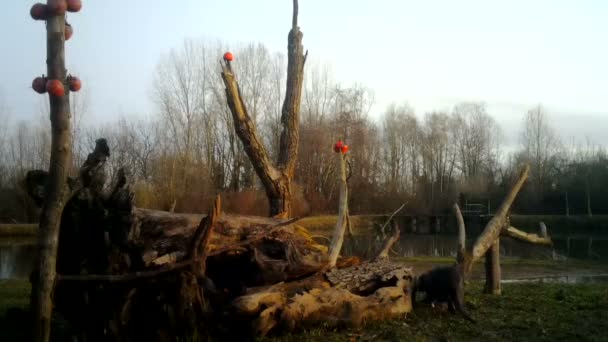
382, 103, 417, 194
451, 102, 501, 182
520, 104, 560, 198
221, 0, 307, 218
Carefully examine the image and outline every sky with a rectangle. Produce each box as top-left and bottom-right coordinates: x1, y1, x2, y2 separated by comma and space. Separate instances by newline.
2, 0, 607, 148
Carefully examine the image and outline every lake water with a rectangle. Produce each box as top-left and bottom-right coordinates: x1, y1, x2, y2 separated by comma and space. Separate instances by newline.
0, 234, 604, 280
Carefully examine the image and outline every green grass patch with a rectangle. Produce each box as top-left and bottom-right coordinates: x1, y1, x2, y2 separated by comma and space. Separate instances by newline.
2, 260, 608, 341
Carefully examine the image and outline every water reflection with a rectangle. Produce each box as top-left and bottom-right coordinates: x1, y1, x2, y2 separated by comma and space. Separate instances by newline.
502, 274, 608, 284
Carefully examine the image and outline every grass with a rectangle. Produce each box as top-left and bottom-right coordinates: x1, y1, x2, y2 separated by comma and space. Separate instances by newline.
2, 260, 608, 341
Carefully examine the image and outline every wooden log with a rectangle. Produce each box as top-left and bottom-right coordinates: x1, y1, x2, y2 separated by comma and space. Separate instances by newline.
483, 239, 501, 295
327, 153, 348, 269
465, 165, 529, 274
453, 203, 466, 264
502, 225, 553, 246
374, 221, 400, 262
232, 260, 414, 336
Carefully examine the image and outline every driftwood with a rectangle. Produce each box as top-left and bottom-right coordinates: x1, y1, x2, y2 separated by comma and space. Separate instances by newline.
451, 165, 553, 297
503, 225, 552, 246
327, 153, 349, 268
463, 165, 530, 275
453, 203, 466, 264
374, 221, 401, 262
25, 138, 415, 340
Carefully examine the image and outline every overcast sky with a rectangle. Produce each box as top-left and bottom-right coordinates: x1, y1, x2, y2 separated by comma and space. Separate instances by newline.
2, 0, 607, 147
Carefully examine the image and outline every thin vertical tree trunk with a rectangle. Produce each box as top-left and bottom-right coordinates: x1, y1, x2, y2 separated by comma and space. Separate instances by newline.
484, 239, 501, 295
32, 9, 72, 342
327, 153, 348, 268
586, 180, 592, 218
453, 203, 466, 264
565, 191, 570, 217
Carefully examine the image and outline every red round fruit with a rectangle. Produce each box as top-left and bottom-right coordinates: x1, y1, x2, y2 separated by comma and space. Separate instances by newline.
32, 77, 47, 94
341, 144, 349, 154
30, 3, 48, 20
68, 76, 81, 92
48, 0, 67, 16
333, 140, 344, 153
223, 52, 234, 62
65, 23, 73, 40
46, 79, 65, 97
66, 0, 82, 12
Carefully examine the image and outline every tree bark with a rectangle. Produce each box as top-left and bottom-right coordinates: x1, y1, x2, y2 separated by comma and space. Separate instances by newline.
327, 153, 348, 268
220, 0, 306, 218
32, 9, 72, 342
453, 203, 466, 264
464, 164, 529, 275
483, 239, 501, 295
374, 221, 400, 262
502, 225, 552, 246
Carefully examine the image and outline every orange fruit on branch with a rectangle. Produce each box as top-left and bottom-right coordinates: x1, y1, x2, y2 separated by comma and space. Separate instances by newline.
46, 79, 65, 97
223, 52, 234, 62
334, 140, 344, 153
68, 76, 81, 92
30, 3, 48, 20
32, 76, 47, 94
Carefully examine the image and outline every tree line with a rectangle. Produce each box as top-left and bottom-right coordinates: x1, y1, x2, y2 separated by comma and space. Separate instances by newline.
1, 39, 606, 222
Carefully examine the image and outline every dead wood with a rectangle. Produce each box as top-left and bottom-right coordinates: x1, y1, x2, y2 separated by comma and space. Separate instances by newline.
327, 153, 349, 269
502, 225, 553, 246
464, 164, 530, 274
452, 203, 466, 264
374, 221, 401, 262
220, 0, 306, 218
232, 260, 414, 336
483, 239, 501, 295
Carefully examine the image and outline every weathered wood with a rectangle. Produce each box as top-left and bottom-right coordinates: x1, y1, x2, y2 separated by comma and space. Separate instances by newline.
189, 195, 220, 276
466, 165, 529, 274
220, 0, 306, 218
327, 153, 348, 269
453, 203, 466, 264
232, 261, 414, 336
502, 225, 553, 246
539, 221, 548, 238
374, 221, 400, 262
325, 260, 413, 295
33, 8, 73, 342
483, 239, 501, 295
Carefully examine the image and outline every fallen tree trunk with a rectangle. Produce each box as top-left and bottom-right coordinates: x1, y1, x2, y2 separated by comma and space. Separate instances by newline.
26, 143, 414, 340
